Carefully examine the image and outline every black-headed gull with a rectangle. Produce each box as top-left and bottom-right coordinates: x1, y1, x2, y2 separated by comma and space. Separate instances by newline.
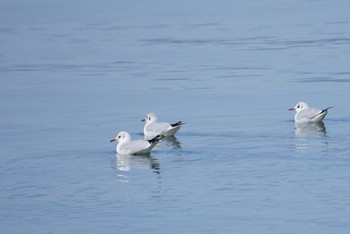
110, 131, 163, 155
289, 101, 334, 123
142, 113, 184, 140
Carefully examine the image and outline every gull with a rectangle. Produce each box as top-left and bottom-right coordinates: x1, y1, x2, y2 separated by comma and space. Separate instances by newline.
110, 131, 163, 155
289, 101, 334, 123
142, 112, 184, 140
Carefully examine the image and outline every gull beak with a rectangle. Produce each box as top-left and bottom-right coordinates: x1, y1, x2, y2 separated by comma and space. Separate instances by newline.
288, 108, 295, 111
110, 138, 116, 142
141, 118, 146, 122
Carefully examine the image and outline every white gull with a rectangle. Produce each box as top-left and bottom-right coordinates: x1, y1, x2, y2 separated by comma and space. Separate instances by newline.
142, 112, 184, 140
289, 101, 334, 123
110, 131, 163, 155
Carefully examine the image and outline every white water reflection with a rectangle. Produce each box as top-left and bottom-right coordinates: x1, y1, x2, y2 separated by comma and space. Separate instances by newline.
113, 154, 160, 174
294, 122, 326, 137
2, 0, 350, 233
161, 136, 182, 149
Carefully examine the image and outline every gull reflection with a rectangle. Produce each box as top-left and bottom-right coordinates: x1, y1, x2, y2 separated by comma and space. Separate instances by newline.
162, 136, 182, 149
294, 121, 326, 137
113, 153, 160, 174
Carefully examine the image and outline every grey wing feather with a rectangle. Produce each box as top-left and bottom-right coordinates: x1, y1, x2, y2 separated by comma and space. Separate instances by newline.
299, 108, 323, 119
147, 122, 171, 135
126, 140, 152, 154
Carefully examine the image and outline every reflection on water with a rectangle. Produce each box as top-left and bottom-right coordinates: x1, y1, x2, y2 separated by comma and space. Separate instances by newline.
2, 1, 350, 233
162, 136, 182, 149
113, 154, 160, 174
294, 121, 326, 137
294, 122, 328, 152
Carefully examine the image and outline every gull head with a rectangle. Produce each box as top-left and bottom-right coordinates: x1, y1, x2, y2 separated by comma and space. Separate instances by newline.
110, 131, 131, 143
289, 101, 309, 112
142, 112, 158, 124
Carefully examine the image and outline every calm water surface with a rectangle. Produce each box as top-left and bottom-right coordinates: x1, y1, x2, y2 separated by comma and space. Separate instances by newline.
1, 0, 350, 233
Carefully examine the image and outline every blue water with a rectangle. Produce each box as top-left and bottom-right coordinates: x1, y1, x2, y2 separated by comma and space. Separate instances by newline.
1, 1, 350, 233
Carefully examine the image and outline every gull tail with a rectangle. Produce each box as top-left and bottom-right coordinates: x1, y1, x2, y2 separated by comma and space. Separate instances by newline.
171, 121, 185, 127
148, 135, 164, 144
321, 106, 335, 114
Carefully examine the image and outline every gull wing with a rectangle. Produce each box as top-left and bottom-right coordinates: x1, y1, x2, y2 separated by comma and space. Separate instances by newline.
298, 107, 323, 120
120, 140, 152, 155
146, 122, 171, 136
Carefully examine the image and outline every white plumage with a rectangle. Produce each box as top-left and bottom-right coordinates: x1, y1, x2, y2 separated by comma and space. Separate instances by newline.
289, 101, 333, 123
110, 131, 162, 155
142, 113, 184, 140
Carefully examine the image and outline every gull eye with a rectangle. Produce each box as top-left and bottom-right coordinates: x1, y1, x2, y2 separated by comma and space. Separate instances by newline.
118, 135, 121, 139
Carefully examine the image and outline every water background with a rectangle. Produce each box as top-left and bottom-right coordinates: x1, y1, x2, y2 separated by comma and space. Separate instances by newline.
1, 0, 350, 233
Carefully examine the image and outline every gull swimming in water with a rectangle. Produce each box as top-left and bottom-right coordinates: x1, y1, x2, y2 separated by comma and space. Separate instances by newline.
289, 101, 334, 123
142, 112, 184, 140
110, 131, 163, 155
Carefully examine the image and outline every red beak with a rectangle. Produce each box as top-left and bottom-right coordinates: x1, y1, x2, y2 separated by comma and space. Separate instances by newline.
288, 108, 295, 111
110, 138, 116, 142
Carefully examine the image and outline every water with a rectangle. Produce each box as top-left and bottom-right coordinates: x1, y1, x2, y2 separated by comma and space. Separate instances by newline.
1, 0, 350, 233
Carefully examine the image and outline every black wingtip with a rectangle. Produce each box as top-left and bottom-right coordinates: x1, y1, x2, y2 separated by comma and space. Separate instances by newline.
322, 106, 335, 113
148, 135, 164, 144
317, 106, 334, 116
171, 121, 185, 127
